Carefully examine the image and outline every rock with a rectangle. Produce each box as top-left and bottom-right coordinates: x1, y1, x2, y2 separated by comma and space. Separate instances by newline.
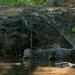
55, 62, 75, 68
23, 48, 32, 59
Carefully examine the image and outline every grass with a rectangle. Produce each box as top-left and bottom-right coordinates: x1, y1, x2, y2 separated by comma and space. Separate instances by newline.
0, 0, 17, 4
0, 0, 46, 5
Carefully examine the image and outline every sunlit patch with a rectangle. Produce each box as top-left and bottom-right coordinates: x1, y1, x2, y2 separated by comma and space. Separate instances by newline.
32, 66, 75, 75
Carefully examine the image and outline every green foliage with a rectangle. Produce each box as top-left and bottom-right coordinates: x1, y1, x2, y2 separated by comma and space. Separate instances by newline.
0, 0, 46, 5
0, 0, 17, 4
72, 26, 75, 32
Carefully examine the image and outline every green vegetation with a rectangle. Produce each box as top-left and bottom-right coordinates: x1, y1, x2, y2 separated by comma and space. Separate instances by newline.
0, 0, 46, 5
72, 26, 75, 32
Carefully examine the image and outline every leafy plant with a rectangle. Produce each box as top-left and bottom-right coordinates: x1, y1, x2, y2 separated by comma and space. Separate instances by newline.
72, 26, 75, 32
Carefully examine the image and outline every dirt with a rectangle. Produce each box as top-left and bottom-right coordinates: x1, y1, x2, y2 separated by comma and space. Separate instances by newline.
0, 63, 75, 75
32, 66, 75, 75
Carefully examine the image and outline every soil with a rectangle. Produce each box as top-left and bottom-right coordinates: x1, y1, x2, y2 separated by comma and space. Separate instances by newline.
32, 66, 75, 75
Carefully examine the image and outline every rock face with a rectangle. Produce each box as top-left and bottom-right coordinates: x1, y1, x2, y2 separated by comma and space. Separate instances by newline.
0, 5, 40, 56
0, 5, 75, 56
49, 10, 75, 49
